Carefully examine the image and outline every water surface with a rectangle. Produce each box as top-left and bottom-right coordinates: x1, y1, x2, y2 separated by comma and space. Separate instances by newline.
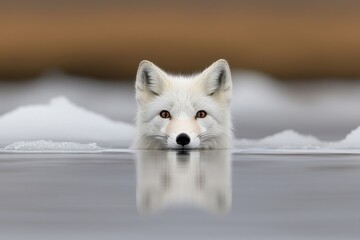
0, 151, 359, 239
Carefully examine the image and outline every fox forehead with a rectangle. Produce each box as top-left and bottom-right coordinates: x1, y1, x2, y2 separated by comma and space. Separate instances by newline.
154, 91, 213, 115
161, 74, 204, 93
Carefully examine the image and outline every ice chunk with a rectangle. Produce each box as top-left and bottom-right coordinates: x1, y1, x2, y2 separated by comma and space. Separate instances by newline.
236, 130, 322, 148
259, 130, 321, 146
336, 126, 360, 148
235, 127, 360, 154
4, 140, 102, 152
0, 97, 135, 147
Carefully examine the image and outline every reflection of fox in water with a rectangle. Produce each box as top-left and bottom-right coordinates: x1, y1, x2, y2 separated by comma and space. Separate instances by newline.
133, 59, 233, 149
136, 151, 231, 214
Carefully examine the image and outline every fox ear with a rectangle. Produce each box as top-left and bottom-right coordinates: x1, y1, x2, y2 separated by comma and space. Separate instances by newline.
135, 60, 168, 104
200, 59, 232, 98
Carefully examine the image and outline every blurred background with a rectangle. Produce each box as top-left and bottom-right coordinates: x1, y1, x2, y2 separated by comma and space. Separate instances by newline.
1, 0, 360, 142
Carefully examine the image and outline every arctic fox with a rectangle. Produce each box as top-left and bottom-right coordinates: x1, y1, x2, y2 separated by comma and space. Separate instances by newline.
133, 59, 232, 149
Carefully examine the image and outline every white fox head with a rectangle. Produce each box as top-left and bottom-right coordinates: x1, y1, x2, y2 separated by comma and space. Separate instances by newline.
133, 59, 232, 149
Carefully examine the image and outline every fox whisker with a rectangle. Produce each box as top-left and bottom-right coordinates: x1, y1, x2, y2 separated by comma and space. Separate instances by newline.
145, 133, 169, 144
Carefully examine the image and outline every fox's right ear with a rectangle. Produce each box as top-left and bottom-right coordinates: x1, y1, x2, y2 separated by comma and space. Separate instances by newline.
135, 60, 168, 104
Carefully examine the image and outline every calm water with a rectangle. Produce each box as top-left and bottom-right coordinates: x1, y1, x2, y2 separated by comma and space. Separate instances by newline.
0, 151, 359, 240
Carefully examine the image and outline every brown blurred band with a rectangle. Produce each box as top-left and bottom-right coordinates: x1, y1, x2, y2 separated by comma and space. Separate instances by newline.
0, 4, 360, 80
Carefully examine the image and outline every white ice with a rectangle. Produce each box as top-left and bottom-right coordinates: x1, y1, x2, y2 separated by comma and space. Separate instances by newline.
0, 97, 135, 148
337, 126, 360, 148
3, 140, 103, 153
235, 127, 360, 154
236, 130, 322, 148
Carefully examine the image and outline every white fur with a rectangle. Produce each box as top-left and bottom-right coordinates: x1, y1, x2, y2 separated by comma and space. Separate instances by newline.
133, 59, 233, 149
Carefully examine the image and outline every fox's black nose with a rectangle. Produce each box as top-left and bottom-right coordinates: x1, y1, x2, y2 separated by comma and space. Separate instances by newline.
176, 133, 191, 146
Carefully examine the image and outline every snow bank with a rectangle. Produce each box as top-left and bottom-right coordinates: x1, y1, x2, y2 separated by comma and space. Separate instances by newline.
236, 130, 322, 149
0, 96, 359, 153
235, 128, 360, 153
335, 126, 360, 148
0, 97, 135, 147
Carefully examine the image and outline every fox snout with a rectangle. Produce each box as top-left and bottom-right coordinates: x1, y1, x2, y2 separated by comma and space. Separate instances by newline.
166, 119, 201, 148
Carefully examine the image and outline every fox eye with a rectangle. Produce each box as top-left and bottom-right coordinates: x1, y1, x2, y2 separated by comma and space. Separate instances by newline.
160, 110, 171, 119
196, 110, 207, 118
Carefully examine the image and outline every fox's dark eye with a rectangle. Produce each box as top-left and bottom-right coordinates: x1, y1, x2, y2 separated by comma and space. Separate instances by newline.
196, 110, 207, 118
160, 110, 171, 119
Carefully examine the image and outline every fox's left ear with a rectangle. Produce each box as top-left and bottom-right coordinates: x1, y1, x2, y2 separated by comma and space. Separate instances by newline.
199, 59, 232, 99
